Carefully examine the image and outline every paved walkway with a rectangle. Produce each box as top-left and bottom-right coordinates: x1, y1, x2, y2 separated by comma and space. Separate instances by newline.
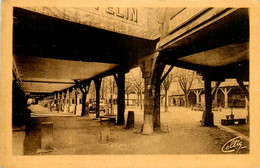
22, 105, 249, 155
29, 104, 76, 117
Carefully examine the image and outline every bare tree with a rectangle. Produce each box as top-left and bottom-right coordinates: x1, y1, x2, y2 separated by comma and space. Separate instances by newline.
125, 73, 133, 106
100, 78, 109, 100
107, 76, 117, 102
88, 81, 96, 100
177, 68, 196, 107
161, 67, 176, 112
130, 68, 144, 110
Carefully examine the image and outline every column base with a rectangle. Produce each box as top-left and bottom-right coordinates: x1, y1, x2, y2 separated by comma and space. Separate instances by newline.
142, 114, 154, 135
201, 111, 214, 126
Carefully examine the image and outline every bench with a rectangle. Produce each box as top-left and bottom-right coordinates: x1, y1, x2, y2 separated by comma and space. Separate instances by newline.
100, 115, 116, 123
221, 118, 246, 125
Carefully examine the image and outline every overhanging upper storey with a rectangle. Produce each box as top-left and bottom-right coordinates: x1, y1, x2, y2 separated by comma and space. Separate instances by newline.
20, 7, 161, 40
156, 8, 249, 80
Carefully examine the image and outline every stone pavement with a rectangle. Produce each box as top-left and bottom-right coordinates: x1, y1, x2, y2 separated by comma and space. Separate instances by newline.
28, 104, 76, 117
21, 105, 249, 155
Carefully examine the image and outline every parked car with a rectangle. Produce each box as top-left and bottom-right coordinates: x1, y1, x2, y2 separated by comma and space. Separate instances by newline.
88, 99, 107, 113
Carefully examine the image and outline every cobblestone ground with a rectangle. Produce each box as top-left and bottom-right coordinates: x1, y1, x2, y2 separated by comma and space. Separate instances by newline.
23, 105, 249, 155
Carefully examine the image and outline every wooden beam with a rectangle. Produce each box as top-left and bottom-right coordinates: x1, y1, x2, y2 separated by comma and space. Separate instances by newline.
236, 78, 249, 100
113, 74, 118, 86
23, 80, 75, 84
212, 81, 222, 98
160, 65, 174, 83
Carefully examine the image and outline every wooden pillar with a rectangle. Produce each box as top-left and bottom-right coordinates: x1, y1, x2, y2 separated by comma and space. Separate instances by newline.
143, 78, 155, 134
116, 71, 125, 125
53, 92, 57, 112
224, 88, 228, 108
154, 82, 161, 128
214, 89, 218, 107
70, 88, 75, 113
141, 58, 155, 135
236, 79, 249, 100
64, 90, 67, 113
194, 90, 201, 104
245, 97, 248, 109
140, 54, 165, 133
211, 81, 221, 107
57, 92, 61, 112
61, 91, 65, 112
74, 88, 78, 115
220, 88, 231, 108
201, 74, 214, 126
65, 89, 70, 113
94, 78, 102, 118
236, 79, 249, 123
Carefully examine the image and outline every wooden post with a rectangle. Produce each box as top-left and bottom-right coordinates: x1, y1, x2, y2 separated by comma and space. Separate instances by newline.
201, 74, 214, 126
140, 58, 155, 135
140, 54, 165, 134
220, 88, 232, 108
116, 71, 125, 125
154, 82, 161, 128
100, 118, 110, 144
194, 90, 202, 104
126, 111, 135, 129
61, 91, 65, 112
66, 89, 70, 113
74, 88, 78, 115
41, 122, 54, 150
224, 88, 229, 108
94, 78, 102, 118
236, 79, 249, 123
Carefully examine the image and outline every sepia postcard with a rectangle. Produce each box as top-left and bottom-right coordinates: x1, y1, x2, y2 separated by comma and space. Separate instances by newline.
1, 0, 260, 167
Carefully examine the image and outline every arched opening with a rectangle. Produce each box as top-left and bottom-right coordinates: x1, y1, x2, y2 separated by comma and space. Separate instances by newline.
228, 87, 246, 108
172, 98, 176, 106
188, 91, 196, 106
217, 89, 224, 108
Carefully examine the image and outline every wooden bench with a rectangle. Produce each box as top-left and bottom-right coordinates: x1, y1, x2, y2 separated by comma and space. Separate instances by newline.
100, 115, 116, 123
221, 118, 246, 125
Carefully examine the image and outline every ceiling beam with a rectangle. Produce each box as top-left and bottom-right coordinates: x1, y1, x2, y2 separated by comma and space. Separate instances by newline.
22, 80, 75, 84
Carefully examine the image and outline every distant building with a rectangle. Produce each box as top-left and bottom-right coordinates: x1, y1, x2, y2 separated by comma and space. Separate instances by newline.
168, 78, 249, 108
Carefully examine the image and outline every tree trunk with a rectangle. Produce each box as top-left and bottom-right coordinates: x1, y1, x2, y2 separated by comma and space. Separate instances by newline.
184, 92, 188, 108
164, 90, 168, 112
